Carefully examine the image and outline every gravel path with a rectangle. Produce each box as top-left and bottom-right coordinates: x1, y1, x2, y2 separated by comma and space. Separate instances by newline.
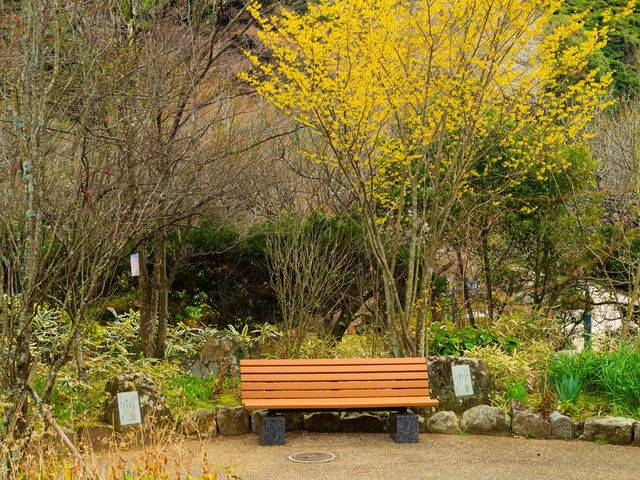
103, 432, 640, 480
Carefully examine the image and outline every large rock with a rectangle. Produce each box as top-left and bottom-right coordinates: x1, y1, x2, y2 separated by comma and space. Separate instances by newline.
216, 406, 249, 436
282, 411, 304, 431
461, 405, 510, 436
103, 372, 172, 432
303, 412, 340, 433
426, 356, 491, 415
76, 423, 115, 450
183, 331, 239, 379
340, 412, 383, 433
580, 416, 635, 445
550, 411, 579, 440
251, 409, 266, 434
183, 408, 217, 437
632, 421, 640, 447
426, 411, 461, 435
509, 399, 527, 417
512, 410, 551, 439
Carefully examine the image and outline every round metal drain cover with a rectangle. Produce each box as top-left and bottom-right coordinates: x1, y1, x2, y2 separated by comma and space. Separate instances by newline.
287, 451, 337, 463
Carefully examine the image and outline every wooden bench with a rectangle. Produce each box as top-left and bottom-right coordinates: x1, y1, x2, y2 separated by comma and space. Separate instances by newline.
240, 357, 438, 444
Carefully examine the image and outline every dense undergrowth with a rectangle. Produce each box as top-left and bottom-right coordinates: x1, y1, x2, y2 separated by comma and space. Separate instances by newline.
17, 306, 640, 433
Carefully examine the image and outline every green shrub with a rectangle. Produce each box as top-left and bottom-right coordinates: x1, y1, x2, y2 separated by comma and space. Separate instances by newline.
465, 342, 552, 405
505, 378, 527, 402
555, 374, 582, 403
548, 345, 640, 414
167, 375, 215, 404
429, 324, 518, 356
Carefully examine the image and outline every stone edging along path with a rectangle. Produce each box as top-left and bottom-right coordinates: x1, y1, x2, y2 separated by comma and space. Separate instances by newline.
74, 402, 640, 450
429, 401, 640, 446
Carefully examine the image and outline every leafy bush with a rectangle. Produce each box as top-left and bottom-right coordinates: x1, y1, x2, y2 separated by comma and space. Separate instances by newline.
465, 342, 553, 404
32, 308, 71, 363
166, 375, 216, 405
429, 324, 518, 356
555, 374, 582, 403
549, 346, 640, 413
490, 310, 563, 348
505, 378, 527, 402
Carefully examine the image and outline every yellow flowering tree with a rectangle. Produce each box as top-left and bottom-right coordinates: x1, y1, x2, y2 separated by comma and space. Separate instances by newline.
242, 0, 627, 356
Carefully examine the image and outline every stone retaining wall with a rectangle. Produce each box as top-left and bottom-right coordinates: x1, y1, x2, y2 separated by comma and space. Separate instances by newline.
78, 404, 640, 448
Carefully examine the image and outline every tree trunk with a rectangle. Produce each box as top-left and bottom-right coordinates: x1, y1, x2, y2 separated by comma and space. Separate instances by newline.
139, 247, 158, 358
74, 325, 87, 383
625, 257, 640, 341
481, 229, 494, 322
154, 233, 169, 359
457, 249, 475, 327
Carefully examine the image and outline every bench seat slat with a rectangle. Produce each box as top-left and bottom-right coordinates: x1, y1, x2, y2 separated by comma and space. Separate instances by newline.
243, 371, 428, 382
243, 388, 430, 399
242, 380, 429, 391
243, 397, 439, 409
240, 358, 438, 411
241, 364, 427, 374
240, 358, 426, 366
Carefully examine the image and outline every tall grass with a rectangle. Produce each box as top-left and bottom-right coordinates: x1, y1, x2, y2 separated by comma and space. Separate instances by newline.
548, 345, 640, 413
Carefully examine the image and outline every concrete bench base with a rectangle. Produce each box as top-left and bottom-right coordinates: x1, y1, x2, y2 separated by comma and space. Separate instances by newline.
259, 412, 285, 446
389, 411, 419, 443
258, 409, 419, 445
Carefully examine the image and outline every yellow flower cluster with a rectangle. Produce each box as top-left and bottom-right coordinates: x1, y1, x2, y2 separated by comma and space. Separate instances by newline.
241, 0, 626, 224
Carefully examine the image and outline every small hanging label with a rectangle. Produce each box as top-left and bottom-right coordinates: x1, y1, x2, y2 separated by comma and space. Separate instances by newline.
130, 253, 140, 277
117, 391, 142, 426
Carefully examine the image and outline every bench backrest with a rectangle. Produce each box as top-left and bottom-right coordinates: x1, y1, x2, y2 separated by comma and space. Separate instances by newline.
240, 357, 438, 410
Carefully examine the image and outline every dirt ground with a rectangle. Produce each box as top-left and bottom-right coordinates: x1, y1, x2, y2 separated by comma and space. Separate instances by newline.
98, 432, 640, 480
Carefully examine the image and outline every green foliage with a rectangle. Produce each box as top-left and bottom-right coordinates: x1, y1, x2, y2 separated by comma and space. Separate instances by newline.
294, 334, 386, 359
465, 342, 554, 405
549, 346, 640, 415
558, 0, 640, 97
83, 308, 215, 365
429, 324, 518, 356
32, 308, 71, 363
216, 394, 242, 408
555, 374, 583, 403
166, 375, 215, 405
505, 378, 528, 402
169, 220, 278, 328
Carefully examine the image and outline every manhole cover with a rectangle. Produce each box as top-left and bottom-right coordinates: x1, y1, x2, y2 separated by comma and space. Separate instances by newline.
287, 451, 337, 463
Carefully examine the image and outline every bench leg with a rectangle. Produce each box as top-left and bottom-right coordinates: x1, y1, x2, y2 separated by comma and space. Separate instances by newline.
259, 412, 285, 446
389, 410, 419, 443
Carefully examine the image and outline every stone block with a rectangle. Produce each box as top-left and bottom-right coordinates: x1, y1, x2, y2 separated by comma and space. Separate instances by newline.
283, 411, 304, 431
389, 411, 418, 443
580, 416, 634, 445
426, 411, 461, 435
259, 413, 285, 446
512, 410, 551, 438
303, 412, 340, 433
183, 408, 217, 437
182, 331, 239, 379
426, 356, 490, 415
461, 405, 510, 436
76, 423, 115, 451
550, 411, 579, 440
102, 372, 172, 432
340, 412, 383, 433
216, 406, 250, 436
